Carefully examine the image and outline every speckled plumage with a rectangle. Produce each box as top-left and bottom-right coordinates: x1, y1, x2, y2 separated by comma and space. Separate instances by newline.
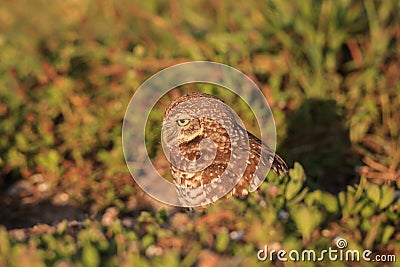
162, 92, 288, 206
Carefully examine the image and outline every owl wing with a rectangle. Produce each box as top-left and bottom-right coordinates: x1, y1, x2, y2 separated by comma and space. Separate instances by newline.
247, 132, 288, 192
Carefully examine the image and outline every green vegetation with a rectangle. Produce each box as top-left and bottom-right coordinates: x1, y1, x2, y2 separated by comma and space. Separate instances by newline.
0, 0, 399, 266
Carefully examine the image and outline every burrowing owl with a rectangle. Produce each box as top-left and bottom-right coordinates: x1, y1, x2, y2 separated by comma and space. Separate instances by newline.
162, 92, 288, 207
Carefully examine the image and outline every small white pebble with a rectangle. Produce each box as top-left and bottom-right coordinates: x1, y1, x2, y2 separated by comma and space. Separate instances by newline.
101, 207, 119, 226
230, 230, 244, 241
145, 245, 163, 257
38, 182, 50, 192
121, 217, 134, 228
278, 209, 289, 220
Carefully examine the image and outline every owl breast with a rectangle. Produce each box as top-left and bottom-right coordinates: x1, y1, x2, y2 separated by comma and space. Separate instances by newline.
173, 117, 262, 201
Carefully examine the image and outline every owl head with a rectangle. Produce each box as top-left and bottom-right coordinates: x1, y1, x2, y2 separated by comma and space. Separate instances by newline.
162, 92, 235, 146
161, 92, 245, 174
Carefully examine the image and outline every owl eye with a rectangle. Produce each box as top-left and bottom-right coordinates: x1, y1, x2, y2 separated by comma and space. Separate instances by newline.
177, 119, 190, 126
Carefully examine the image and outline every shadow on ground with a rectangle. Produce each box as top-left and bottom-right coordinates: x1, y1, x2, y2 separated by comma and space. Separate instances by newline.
0, 178, 171, 230
280, 98, 360, 193
1, 200, 86, 229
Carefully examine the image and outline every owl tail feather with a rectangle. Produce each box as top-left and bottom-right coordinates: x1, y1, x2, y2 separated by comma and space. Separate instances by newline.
271, 153, 289, 176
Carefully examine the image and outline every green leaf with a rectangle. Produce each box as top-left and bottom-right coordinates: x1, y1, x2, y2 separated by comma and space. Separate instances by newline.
286, 162, 307, 200
35, 149, 61, 175
156, 208, 168, 223
338, 191, 346, 207
321, 192, 339, 213
141, 235, 155, 250
215, 229, 230, 253
363, 218, 381, 249
354, 177, 367, 200
366, 183, 381, 206
381, 225, 395, 244
289, 162, 307, 182
379, 186, 395, 209
137, 211, 155, 223
285, 180, 302, 200
304, 190, 338, 213
288, 187, 309, 204
291, 205, 322, 241
0, 227, 10, 256
82, 244, 100, 267
342, 192, 356, 218
181, 244, 201, 267
360, 205, 375, 218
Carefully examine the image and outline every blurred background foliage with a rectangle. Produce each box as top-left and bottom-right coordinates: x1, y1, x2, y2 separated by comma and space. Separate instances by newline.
0, 0, 399, 266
